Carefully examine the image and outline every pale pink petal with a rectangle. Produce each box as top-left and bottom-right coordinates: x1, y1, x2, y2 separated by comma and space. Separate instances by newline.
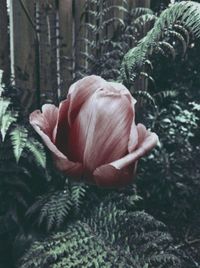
107, 84, 138, 153
53, 99, 70, 156
128, 99, 138, 152
30, 122, 83, 177
93, 162, 137, 188
67, 75, 107, 126
68, 88, 133, 172
108, 81, 134, 97
137, 123, 148, 146
92, 128, 158, 187
30, 104, 58, 140
111, 131, 158, 170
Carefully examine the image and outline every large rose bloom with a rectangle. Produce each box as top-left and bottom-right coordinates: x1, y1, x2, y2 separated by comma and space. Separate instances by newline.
30, 75, 158, 188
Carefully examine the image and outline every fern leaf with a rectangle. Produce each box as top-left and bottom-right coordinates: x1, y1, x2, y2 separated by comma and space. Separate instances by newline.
120, 1, 200, 86
71, 185, 87, 213
25, 138, 46, 168
130, 7, 154, 19
1, 112, 17, 142
0, 99, 10, 121
10, 127, 28, 162
19, 204, 193, 268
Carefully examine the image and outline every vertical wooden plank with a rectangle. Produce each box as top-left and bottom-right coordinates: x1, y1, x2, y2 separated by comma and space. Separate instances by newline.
12, 0, 36, 109
38, 0, 57, 104
59, 0, 74, 96
74, 0, 86, 79
0, 0, 10, 83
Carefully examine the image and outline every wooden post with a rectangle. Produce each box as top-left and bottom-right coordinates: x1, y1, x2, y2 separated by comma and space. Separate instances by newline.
59, 0, 74, 96
74, 0, 86, 79
0, 0, 10, 84
12, 0, 36, 110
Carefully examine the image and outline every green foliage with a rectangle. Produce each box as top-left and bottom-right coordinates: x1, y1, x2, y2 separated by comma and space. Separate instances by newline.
25, 138, 46, 169
0, 80, 46, 166
26, 181, 88, 232
137, 100, 200, 223
120, 1, 200, 87
18, 200, 193, 268
76, 1, 156, 81
0, 75, 49, 267
10, 127, 28, 163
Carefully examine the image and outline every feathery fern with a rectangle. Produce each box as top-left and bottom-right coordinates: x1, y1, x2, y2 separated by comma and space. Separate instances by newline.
18, 201, 194, 268
26, 181, 88, 232
120, 1, 200, 87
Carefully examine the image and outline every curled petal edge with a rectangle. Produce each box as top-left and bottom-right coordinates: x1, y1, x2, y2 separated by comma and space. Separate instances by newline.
93, 131, 158, 188
30, 123, 83, 177
93, 162, 138, 188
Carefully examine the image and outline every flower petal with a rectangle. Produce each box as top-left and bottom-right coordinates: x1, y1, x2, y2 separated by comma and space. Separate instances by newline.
108, 83, 138, 153
111, 130, 158, 170
30, 104, 58, 140
93, 162, 137, 188
67, 75, 107, 126
53, 99, 70, 156
30, 122, 83, 177
92, 126, 158, 187
68, 87, 133, 172
137, 123, 148, 146
128, 99, 138, 152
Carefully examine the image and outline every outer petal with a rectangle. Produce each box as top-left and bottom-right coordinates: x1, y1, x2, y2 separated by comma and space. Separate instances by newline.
68, 87, 133, 172
93, 125, 158, 188
53, 100, 70, 156
30, 109, 83, 177
111, 128, 158, 170
67, 75, 107, 126
108, 82, 138, 153
30, 104, 58, 140
128, 99, 138, 153
93, 162, 137, 188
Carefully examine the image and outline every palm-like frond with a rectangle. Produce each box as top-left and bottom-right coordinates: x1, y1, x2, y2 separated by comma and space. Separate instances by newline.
120, 1, 200, 87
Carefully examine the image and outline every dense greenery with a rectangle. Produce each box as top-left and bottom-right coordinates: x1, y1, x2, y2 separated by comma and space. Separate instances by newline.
1, 1, 200, 267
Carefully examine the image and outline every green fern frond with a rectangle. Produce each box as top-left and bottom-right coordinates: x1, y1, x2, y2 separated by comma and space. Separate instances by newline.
26, 182, 88, 232
100, 17, 125, 30
169, 30, 187, 54
0, 98, 11, 120
154, 90, 179, 103
10, 127, 28, 163
26, 189, 72, 232
25, 138, 46, 168
158, 41, 176, 59
134, 14, 157, 31
133, 91, 157, 108
1, 111, 17, 142
120, 1, 200, 86
71, 184, 88, 213
130, 7, 154, 19
19, 203, 193, 268
173, 24, 190, 45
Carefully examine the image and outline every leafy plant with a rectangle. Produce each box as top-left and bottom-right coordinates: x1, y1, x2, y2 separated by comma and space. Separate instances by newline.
26, 181, 88, 232
120, 1, 200, 89
137, 100, 200, 224
18, 199, 194, 268
75, 1, 156, 81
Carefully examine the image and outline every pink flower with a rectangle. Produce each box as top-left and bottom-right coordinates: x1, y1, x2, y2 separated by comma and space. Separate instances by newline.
30, 75, 158, 188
